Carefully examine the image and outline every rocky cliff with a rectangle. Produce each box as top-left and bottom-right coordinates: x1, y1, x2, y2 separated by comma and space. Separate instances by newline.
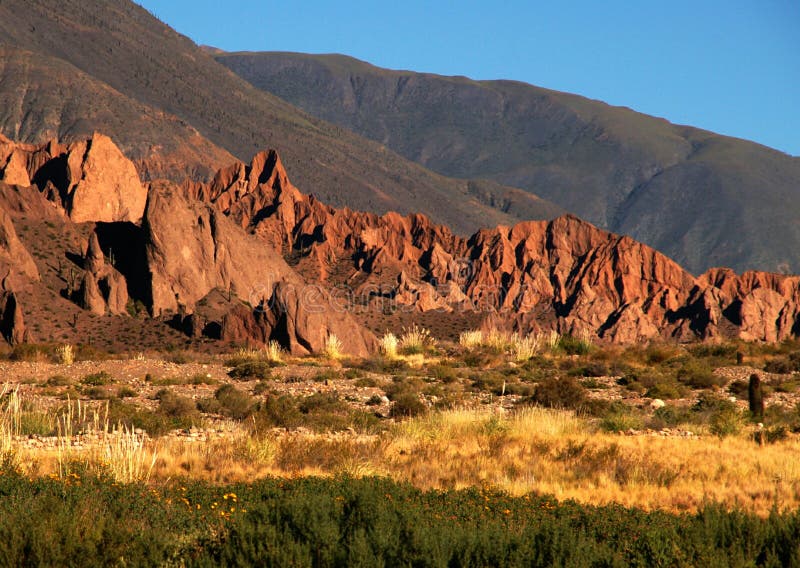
2, 132, 800, 349
184, 149, 800, 344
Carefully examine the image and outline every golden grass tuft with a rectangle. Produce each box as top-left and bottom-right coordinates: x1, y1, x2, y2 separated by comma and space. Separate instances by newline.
399, 325, 434, 353
323, 334, 344, 360
458, 330, 483, 349
378, 333, 399, 359
56, 344, 74, 366
264, 340, 284, 363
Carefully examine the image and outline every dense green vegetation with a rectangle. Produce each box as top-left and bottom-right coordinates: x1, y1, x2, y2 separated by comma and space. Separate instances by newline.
1, 469, 799, 566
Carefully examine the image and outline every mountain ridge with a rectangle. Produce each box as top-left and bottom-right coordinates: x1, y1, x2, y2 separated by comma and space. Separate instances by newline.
0, 0, 562, 234
215, 50, 800, 275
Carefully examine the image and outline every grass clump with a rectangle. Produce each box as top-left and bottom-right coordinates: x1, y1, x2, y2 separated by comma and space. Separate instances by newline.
228, 361, 272, 381
399, 325, 434, 355
528, 376, 587, 411
378, 333, 399, 358
323, 334, 344, 359
80, 371, 112, 386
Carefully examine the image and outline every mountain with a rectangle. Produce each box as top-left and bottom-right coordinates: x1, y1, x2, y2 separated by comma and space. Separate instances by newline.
4, 131, 800, 349
0, 0, 562, 234
215, 51, 800, 275
4, 133, 800, 347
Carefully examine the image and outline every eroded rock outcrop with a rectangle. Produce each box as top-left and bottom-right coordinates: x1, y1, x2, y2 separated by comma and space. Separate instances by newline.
144, 181, 375, 356
186, 148, 800, 343
78, 233, 129, 316
0, 133, 147, 223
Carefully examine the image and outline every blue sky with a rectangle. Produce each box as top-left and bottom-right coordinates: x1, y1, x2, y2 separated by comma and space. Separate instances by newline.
137, 0, 799, 156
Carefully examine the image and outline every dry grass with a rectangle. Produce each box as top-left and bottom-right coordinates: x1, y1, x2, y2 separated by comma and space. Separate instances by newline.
2, 389, 157, 483
5, 404, 800, 514
56, 344, 74, 366
458, 330, 483, 349
323, 334, 344, 359
378, 333, 399, 359
264, 340, 284, 364
399, 325, 433, 353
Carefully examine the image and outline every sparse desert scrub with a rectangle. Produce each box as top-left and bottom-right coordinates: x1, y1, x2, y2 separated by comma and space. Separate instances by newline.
378, 332, 399, 358
398, 324, 434, 354
458, 329, 483, 349
323, 334, 344, 359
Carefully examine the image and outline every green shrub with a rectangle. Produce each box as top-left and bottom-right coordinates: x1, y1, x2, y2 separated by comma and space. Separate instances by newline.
46, 375, 72, 387
557, 335, 592, 355
228, 361, 272, 381
529, 376, 586, 410
0, 476, 799, 565
709, 407, 744, 438
80, 371, 113, 386
156, 389, 197, 419
214, 384, 256, 420
677, 361, 724, 389
649, 405, 692, 429
117, 386, 137, 398
390, 392, 427, 418
645, 380, 685, 400
428, 364, 459, 383
601, 405, 645, 433
256, 396, 303, 429
353, 377, 378, 388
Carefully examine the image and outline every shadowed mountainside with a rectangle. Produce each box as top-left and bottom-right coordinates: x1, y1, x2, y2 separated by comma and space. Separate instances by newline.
0, 0, 562, 234
216, 51, 800, 275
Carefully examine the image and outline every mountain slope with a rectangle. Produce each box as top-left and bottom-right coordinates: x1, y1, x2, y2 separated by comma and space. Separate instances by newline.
0, 46, 234, 181
215, 51, 800, 274
0, 0, 562, 234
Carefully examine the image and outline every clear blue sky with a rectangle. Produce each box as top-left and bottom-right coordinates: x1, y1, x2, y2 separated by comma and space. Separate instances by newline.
137, 0, 799, 156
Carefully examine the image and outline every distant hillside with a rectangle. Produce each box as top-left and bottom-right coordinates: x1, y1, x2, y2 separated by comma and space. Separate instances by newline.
216, 51, 800, 274
0, 0, 562, 234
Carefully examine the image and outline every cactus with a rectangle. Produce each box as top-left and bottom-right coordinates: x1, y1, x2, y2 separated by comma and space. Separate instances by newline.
748, 373, 764, 421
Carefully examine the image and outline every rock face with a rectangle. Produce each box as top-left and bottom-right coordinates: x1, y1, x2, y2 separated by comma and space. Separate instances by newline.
144, 181, 375, 356
0, 290, 27, 345
3, 131, 800, 348
0, 133, 147, 223
0, 204, 40, 284
78, 233, 129, 316
186, 149, 800, 344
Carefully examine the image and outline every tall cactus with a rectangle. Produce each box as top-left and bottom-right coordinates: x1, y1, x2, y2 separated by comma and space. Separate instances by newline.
748, 373, 764, 422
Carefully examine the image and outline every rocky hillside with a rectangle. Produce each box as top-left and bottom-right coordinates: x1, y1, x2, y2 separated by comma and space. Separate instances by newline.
182, 146, 800, 344
216, 51, 800, 275
2, 133, 800, 348
0, 134, 376, 355
0, 0, 562, 234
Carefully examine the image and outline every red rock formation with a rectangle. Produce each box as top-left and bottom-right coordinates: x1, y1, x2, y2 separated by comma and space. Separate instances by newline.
186, 148, 800, 343
79, 233, 129, 316
0, 133, 147, 223
144, 181, 376, 356
4, 131, 800, 346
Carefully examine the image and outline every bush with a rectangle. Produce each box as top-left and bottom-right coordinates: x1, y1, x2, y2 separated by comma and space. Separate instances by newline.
557, 335, 592, 355
645, 380, 685, 400
228, 361, 272, 381
214, 385, 256, 420
80, 371, 113, 386
709, 407, 744, 438
256, 396, 303, 429
46, 375, 72, 387
677, 361, 725, 389
649, 405, 692, 429
529, 376, 586, 410
601, 404, 645, 432
390, 392, 427, 418
156, 390, 197, 419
